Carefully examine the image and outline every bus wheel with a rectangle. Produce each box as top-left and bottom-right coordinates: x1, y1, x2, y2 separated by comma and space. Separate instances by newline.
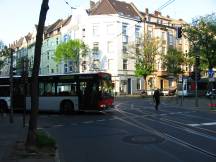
60, 101, 74, 114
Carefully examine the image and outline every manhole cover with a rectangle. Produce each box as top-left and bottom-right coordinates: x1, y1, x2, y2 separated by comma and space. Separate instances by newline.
123, 134, 164, 145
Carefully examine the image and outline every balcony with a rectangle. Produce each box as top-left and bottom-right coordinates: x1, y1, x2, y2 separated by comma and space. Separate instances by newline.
156, 70, 168, 77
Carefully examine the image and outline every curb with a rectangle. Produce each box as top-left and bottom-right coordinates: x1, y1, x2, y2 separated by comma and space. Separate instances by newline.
55, 147, 61, 162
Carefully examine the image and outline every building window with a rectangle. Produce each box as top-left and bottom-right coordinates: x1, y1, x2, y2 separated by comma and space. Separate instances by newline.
122, 42, 128, 53
135, 25, 141, 42
56, 65, 58, 73
162, 47, 166, 55
93, 59, 99, 70
137, 79, 141, 90
56, 38, 59, 45
107, 24, 114, 35
122, 23, 128, 36
47, 65, 49, 74
147, 29, 153, 39
47, 52, 49, 60
93, 24, 99, 37
148, 16, 151, 22
108, 59, 113, 70
157, 61, 160, 70
162, 32, 166, 40
107, 41, 113, 53
157, 18, 162, 24
168, 32, 173, 45
82, 28, 86, 38
64, 63, 68, 73
93, 42, 99, 55
82, 61, 86, 72
123, 59, 127, 70
69, 61, 73, 72
51, 69, 54, 73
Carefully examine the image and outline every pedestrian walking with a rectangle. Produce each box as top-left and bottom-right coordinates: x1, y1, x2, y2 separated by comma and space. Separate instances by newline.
153, 88, 160, 111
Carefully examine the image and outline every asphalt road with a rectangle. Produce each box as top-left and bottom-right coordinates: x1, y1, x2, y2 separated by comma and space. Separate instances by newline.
37, 97, 216, 162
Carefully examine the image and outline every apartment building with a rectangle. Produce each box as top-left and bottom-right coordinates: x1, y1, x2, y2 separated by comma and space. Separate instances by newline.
80, 0, 190, 94
138, 9, 190, 92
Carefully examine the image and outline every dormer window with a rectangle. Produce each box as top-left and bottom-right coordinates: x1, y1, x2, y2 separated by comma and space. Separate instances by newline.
118, 12, 124, 16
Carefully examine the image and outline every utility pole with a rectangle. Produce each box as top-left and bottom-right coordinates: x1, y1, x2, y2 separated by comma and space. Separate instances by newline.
9, 48, 14, 123
21, 58, 28, 127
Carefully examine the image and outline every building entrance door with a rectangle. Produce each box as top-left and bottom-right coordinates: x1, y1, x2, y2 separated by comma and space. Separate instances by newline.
160, 79, 163, 90
127, 78, 131, 94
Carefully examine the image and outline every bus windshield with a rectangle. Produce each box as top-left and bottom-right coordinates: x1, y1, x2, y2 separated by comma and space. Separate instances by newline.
99, 79, 113, 98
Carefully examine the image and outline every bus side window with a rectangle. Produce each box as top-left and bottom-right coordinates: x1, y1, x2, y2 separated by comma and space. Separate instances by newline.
42, 82, 55, 96
39, 82, 44, 96
79, 82, 87, 95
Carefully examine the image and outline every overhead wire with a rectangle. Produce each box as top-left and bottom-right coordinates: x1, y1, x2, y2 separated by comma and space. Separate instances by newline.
157, 0, 175, 11
63, 0, 76, 10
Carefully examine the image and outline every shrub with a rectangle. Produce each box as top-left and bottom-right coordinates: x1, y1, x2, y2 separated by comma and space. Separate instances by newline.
36, 130, 56, 149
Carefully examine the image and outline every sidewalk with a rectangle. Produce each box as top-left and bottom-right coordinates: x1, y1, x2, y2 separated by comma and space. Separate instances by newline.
0, 115, 58, 162
115, 95, 216, 112
161, 96, 216, 111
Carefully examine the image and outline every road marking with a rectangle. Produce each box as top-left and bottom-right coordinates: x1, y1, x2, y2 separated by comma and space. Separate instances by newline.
160, 114, 167, 116
82, 121, 94, 124
96, 119, 106, 122
54, 124, 64, 127
188, 122, 216, 127
109, 118, 116, 121
71, 123, 78, 126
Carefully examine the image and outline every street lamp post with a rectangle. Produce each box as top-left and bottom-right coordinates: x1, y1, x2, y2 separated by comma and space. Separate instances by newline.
9, 48, 14, 123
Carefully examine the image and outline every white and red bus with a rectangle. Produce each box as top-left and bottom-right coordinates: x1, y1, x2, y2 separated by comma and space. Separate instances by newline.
0, 72, 114, 113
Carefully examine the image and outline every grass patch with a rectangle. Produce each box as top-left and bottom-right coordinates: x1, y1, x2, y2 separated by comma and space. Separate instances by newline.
36, 130, 56, 149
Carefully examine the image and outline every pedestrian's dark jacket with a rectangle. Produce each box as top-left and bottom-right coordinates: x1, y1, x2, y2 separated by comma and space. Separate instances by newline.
153, 89, 160, 103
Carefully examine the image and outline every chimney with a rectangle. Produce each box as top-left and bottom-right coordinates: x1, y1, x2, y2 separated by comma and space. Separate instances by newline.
145, 8, 149, 14
154, 10, 161, 16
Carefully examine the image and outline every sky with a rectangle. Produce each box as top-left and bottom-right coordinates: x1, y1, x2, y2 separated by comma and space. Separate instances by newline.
0, 0, 216, 45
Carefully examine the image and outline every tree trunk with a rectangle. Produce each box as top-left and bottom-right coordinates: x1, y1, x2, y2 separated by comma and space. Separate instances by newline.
26, 0, 49, 148
143, 76, 147, 91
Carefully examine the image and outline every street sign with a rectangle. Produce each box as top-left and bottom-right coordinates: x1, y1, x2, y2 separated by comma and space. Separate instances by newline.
208, 69, 214, 78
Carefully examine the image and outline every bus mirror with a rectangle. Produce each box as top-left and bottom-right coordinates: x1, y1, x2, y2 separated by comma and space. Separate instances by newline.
12, 67, 16, 75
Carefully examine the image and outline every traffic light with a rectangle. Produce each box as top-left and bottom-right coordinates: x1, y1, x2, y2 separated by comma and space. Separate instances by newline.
196, 55, 200, 67
177, 27, 182, 38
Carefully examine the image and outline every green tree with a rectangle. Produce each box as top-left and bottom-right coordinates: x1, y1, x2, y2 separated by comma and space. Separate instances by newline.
0, 45, 11, 71
26, 0, 49, 148
54, 39, 89, 72
162, 47, 185, 78
128, 35, 161, 90
184, 13, 216, 70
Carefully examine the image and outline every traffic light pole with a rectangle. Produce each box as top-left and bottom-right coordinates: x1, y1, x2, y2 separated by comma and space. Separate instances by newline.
195, 47, 199, 107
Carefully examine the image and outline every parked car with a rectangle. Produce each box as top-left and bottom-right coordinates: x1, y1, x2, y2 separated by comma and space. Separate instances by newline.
138, 90, 147, 97
168, 87, 176, 96
206, 89, 216, 98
